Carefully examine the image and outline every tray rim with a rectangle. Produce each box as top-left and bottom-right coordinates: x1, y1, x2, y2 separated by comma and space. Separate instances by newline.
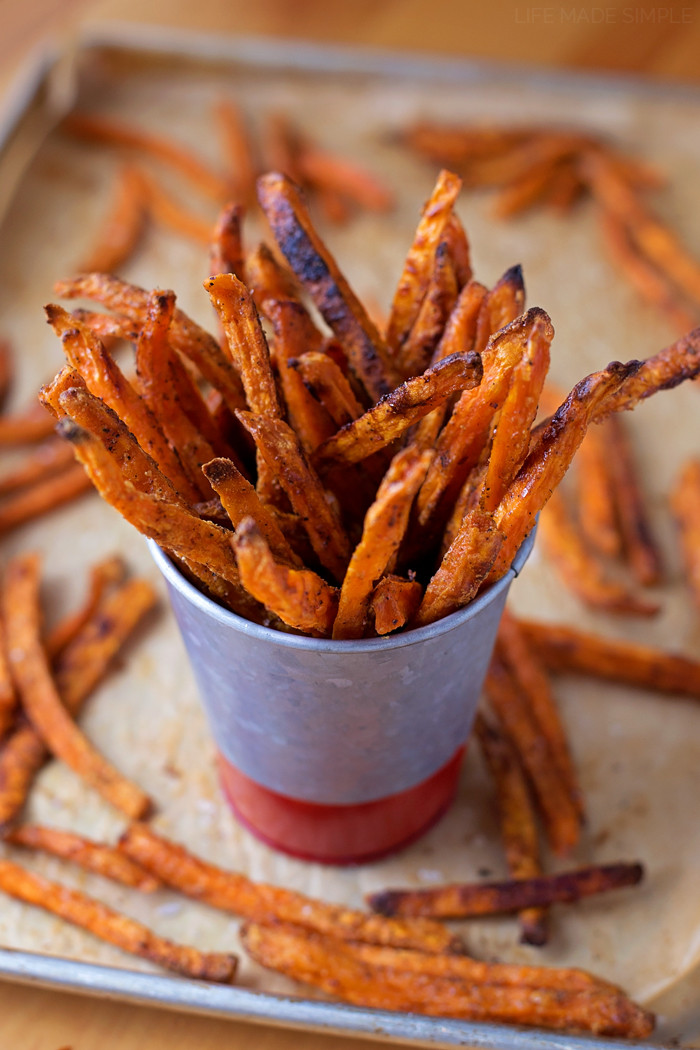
0, 24, 689, 1050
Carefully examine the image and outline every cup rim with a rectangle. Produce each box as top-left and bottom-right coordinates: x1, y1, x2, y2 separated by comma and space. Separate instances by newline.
147, 527, 535, 654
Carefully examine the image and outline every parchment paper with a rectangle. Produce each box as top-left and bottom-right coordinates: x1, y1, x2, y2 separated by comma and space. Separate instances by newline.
0, 35, 699, 1044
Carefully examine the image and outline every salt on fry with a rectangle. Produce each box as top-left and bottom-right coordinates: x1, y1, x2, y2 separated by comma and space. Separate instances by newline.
370, 575, 423, 636
2, 554, 151, 820
0, 859, 236, 981
6, 825, 160, 892
333, 448, 431, 639
119, 822, 464, 955
233, 518, 339, 636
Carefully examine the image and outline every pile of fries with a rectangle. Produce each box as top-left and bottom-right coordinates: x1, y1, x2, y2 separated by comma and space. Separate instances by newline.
403, 121, 700, 334
38, 168, 700, 640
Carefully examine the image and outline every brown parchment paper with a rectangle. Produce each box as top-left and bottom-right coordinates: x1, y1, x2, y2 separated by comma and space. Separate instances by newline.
0, 34, 700, 1044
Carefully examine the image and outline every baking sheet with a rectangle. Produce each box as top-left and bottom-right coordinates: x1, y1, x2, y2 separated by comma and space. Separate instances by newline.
0, 25, 700, 1048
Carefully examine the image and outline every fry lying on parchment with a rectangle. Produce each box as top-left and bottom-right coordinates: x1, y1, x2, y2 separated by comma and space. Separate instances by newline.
241, 921, 653, 1038
119, 822, 464, 955
0, 859, 236, 982
367, 862, 643, 919
671, 459, 700, 614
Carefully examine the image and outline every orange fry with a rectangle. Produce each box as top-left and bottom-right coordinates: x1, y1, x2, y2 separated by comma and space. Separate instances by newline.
257, 171, 401, 400
538, 489, 659, 616
600, 325, 700, 415
77, 164, 148, 273
0, 463, 92, 536
245, 242, 299, 309
604, 415, 663, 586
6, 824, 160, 892
44, 555, 125, 661
0, 859, 236, 981
214, 98, 258, 205
671, 459, 700, 613
0, 614, 16, 741
62, 112, 230, 202
574, 419, 622, 559
0, 401, 55, 445
3, 554, 151, 820
119, 822, 464, 955
370, 575, 423, 636
209, 201, 245, 278
333, 448, 431, 639
131, 166, 215, 245
396, 235, 459, 377
297, 146, 395, 212
288, 350, 362, 428
233, 518, 338, 635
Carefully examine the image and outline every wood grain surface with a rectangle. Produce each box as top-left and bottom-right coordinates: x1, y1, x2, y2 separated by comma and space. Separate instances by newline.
1, 1, 699, 1048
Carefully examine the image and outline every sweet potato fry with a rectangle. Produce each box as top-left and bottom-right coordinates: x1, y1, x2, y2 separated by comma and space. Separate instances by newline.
288, 350, 362, 428
386, 170, 462, 355
473, 712, 547, 946
0, 438, 76, 497
368, 861, 644, 919
263, 299, 336, 452
487, 360, 642, 584
0, 463, 92, 536
604, 416, 663, 586
671, 459, 700, 612
413, 509, 504, 627
484, 657, 580, 856
202, 458, 298, 565
77, 164, 148, 273
313, 351, 483, 473
0, 859, 236, 981
68, 309, 140, 345
497, 608, 584, 822
491, 155, 568, 220
245, 242, 299, 308
62, 112, 230, 202
0, 615, 16, 741
370, 575, 423, 636
130, 167, 216, 245
296, 146, 395, 214
574, 419, 622, 559
0, 401, 55, 445
538, 489, 659, 616
333, 448, 431, 639
241, 921, 653, 1037
54, 273, 246, 416
214, 98, 257, 205
519, 618, 700, 699
396, 236, 459, 378
473, 264, 526, 354
480, 309, 552, 511
0, 575, 156, 829
0, 337, 13, 407
209, 201, 245, 278
237, 412, 350, 583
3, 554, 151, 820
600, 325, 700, 415
44, 555, 125, 661
6, 825, 160, 892
233, 518, 338, 635
257, 171, 401, 400
119, 822, 464, 955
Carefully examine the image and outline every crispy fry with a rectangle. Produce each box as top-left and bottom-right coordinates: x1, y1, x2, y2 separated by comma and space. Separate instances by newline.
77, 164, 148, 273
0, 463, 92, 535
497, 608, 584, 822
600, 325, 700, 414
214, 98, 257, 205
241, 922, 653, 1038
0, 401, 55, 445
474, 264, 526, 354
313, 351, 483, 473
237, 412, 350, 583
519, 618, 700, 699
368, 861, 644, 919
119, 822, 464, 955
62, 112, 230, 202
202, 458, 298, 565
574, 419, 622, 559
396, 236, 459, 377
333, 449, 431, 639
671, 459, 700, 612
413, 509, 504, 627
54, 273, 246, 417
68, 309, 140, 345
605, 416, 663, 586
288, 350, 362, 428
209, 201, 245, 278
484, 657, 580, 856
3, 554, 151, 820
233, 518, 338, 635
44, 555, 125, 661
370, 575, 423, 636
0, 575, 156, 829
0, 437, 76, 497
386, 170, 462, 355
0, 859, 236, 981
488, 360, 641, 584
6, 825, 160, 892
473, 712, 547, 946
480, 310, 552, 511
257, 171, 401, 400
245, 242, 299, 308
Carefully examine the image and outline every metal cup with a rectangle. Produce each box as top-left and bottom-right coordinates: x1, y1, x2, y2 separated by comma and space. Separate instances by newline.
149, 531, 534, 863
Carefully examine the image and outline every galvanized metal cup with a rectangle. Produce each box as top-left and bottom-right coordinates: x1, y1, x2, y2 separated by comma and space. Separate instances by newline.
149, 532, 535, 864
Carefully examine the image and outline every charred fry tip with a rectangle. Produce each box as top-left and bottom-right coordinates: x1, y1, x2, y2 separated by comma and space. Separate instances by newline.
55, 419, 89, 445
499, 263, 525, 289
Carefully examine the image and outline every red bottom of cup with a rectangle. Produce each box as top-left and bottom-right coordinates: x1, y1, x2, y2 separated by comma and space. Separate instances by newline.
217, 747, 465, 865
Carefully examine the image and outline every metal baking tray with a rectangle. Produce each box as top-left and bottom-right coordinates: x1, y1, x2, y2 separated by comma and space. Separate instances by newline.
1, 24, 700, 1049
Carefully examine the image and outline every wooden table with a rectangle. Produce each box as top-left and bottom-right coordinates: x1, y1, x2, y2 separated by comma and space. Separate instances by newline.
1, 0, 700, 1046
